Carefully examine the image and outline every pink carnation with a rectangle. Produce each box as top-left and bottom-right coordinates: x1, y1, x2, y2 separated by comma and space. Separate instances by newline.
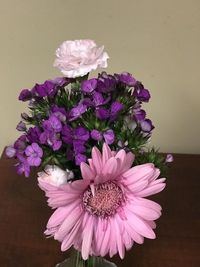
38, 144, 166, 260
54, 40, 109, 78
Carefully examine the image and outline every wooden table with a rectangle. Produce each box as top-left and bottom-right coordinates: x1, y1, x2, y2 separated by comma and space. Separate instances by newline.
0, 151, 199, 267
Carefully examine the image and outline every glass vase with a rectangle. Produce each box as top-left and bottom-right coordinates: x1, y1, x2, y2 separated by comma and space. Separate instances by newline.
55, 250, 117, 267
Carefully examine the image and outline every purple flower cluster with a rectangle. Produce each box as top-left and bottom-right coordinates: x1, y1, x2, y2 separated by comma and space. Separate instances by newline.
7, 71, 154, 177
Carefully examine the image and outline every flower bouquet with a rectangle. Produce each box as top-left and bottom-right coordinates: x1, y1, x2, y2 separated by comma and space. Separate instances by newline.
6, 40, 173, 267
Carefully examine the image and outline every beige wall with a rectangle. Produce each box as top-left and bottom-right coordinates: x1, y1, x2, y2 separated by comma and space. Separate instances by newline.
0, 0, 200, 154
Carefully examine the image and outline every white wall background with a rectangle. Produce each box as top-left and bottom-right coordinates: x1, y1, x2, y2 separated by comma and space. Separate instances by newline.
0, 0, 200, 154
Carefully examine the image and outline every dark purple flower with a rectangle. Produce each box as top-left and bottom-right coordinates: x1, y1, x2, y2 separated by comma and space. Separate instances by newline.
16, 121, 26, 131
140, 119, 154, 132
62, 125, 73, 144
6, 146, 16, 158
27, 127, 42, 143
117, 72, 137, 86
25, 143, 43, 166
103, 129, 115, 144
133, 82, 151, 102
96, 73, 117, 93
92, 92, 110, 107
16, 160, 30, 177
32, 80, 57, 98
96, 107, 110, 120
109, 101, 124, 121
91, 130, 103, 141
18, 89, 32, 101
81, 79, 97, 93
53, 77, 71, 87
40, 131, 62, 151
74, 127, 89, 141
14, 135, 27, 151
73, 140, 86, 154
42, 115, 62, 133
75, 153, 87, 165
69, 103, 87, 121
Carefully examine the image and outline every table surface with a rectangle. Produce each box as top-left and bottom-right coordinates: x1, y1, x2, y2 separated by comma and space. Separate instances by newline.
0, 151, 200, 267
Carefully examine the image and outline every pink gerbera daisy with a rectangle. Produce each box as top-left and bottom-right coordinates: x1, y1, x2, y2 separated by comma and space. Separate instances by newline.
38, 143, 166, 260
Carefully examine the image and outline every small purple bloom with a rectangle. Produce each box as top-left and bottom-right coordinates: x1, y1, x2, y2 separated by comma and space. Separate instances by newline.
32, 80, 58, 98
73, 140, 86, 154
74, 127, 89, 141
96, 107, 110, 120
69, 103, 87, 121
6, 146, 16, 158
81, 79, 97, 93
27, 127, 42, 143
75, 153, 87, 165
165, 154, 174, 163
133, 82, 151, 102
103, 129, 115, 145
18, 89, 32, 102
62, 125, 73, 144
42, 115, 62, 133
25, 143, 43, 166
92, 92, 110, 107
111, 101, 123, 114
16, 160, 30, 177
117, 72, 137, 86
14, 135, 27, 151
91, 130, 103, 141
140, 119, 154, 132
133, 108, 146, 121
96, 73, 117, 93
16, 121, 26, 131
53, 77, 71, 87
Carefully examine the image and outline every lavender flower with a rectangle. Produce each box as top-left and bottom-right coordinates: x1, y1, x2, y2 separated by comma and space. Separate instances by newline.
91, 130, 103, 141
103, 129, 115, 144
96, 107, 110, 120
165, 154, 174, 163
27, 127, 42, 143
16, 121, 26, 131
96, 73, 117, 93
133, 108, 146, 121
25, 143, 43, 166
16, 160, 30, 177
68, 103, 87, 121
42, 115, 62, 133
140, 119, 154, 132
5, 146, 16, 158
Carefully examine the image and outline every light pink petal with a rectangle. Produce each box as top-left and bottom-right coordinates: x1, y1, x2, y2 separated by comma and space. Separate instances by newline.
91, 147, 103, 174
127, 204, 161, 221
122, 229, 133, 250
123, 220, 144, 244
102, 157, 118, 181
135, 180, 166, 197
149, 168, 160, 182
123, 163, 155, 184
102, 143, 112, 166
127, 179, 149, 193
80, 162, 95, 181
93, 218, 105, 254
109, 219, 118, 257
88, 158, 96, 173
113, 218, 125, 259
46, 206, 73, 229
125, 209, 156, 239
81, 215, 94, 260
55, 205, 83, 241
146, 220, 157, 229
99, 220, 111, 257
122, 152, 135, 173
133, 197, 162, 212
61, 218, 82, 251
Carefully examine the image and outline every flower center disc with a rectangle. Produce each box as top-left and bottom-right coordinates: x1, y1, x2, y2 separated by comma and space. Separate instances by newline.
83, 181, 124, 218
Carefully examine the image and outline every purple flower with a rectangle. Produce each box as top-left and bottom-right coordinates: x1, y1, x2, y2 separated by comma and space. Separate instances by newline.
96, 107, 110, 120
74, 127, 89, 141
91, 130, 103, 141
27, 127, 42, 143
6, 146, 16, 158
133, 108, 146, 121
69, 103, 87, 121
16, 160, 30, 177
165, 154, 174, 163
62, 125, 73, 144
14, 135, 27, 152
42, 115, 62, 133
133, 82, 151, 102
110, 101, 123, 121
140, 119, 154, 132
73, 140, 86, 154
117, 72, 137, 86
81, 79, 97, 93
25, 143, 43, 166
16, 121, 26, 131
93, 92, 110, 107
103, 129, 115, 144
53, 77, 71, 87
40, 131, 62, 151
96, 73, 117, 93
75, 153, 87, 165
32, 80, 57, 98
18, 89, 32, 101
